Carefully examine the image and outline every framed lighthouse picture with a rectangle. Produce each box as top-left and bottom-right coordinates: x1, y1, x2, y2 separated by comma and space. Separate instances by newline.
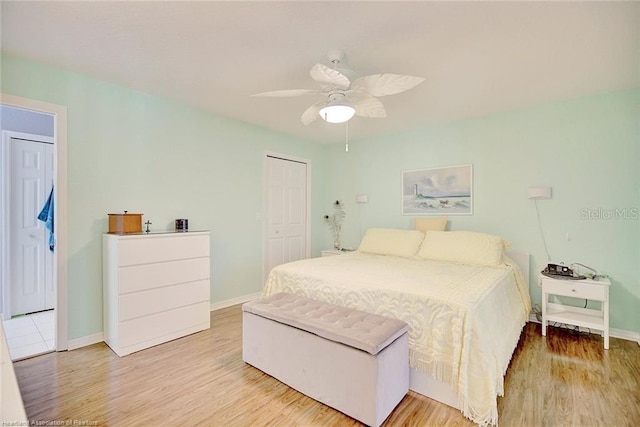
402, 164, 473, 215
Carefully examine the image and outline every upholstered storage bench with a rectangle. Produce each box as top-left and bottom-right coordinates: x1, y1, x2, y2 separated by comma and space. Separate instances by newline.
242, 293, 409, 427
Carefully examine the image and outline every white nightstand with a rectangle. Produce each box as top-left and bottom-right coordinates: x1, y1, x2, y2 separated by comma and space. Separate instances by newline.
321, 249, 344, 257
540, 275, 611, 349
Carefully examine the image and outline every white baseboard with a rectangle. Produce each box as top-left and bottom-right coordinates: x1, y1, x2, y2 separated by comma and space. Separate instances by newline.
610, 328, 640, 345
528, 314, 640, 345
210, 292, 262, 312
67, 332, 104, 351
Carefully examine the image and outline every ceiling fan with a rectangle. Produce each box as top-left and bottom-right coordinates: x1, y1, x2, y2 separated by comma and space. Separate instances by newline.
252, 51, 425, 125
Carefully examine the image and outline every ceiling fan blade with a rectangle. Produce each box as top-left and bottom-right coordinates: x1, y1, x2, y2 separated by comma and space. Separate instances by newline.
310, 64, 350, 90
350, 93, 387, 118
301, 101, 325, 125
351, 74, 425, 97
252, 89, 321, 97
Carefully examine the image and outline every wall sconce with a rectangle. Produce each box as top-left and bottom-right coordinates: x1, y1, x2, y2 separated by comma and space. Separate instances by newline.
528, 186, 552, 261
527, 186, 552, 200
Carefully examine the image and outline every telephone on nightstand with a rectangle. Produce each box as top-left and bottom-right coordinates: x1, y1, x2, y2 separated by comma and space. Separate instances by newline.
542, 262, 600, 280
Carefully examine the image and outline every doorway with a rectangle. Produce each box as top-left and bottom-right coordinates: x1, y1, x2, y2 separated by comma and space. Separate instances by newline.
1, 130, 55, 360
0, 94, 68, 358
263, 152, 311, 283
5, 133, 55, 315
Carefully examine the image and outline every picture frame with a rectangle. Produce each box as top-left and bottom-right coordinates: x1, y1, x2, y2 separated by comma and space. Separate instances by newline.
402, 164, 473, 215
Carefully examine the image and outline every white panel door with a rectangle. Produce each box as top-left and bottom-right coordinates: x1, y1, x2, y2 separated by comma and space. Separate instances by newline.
264, 156, 307, 281
10, 138, 54, 315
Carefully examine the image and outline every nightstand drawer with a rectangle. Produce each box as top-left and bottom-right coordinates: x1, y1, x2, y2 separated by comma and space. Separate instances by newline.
321, 249, 343, 257
542, 279, 606, 300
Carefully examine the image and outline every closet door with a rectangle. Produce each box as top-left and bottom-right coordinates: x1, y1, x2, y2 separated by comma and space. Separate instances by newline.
10, 138, 54, 315
264, 155, 308, 282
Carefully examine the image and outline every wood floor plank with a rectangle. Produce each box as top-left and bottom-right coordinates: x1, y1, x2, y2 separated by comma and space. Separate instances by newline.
13, 305, 640, 426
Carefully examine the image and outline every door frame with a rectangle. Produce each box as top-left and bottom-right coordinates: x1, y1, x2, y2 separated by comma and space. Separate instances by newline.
1, 93, 68, 351
262, 151, 311, 284
1, 131, 54, 318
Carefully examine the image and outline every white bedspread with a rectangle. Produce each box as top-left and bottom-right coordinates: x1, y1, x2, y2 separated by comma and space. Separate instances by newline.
263, 252, 531, 426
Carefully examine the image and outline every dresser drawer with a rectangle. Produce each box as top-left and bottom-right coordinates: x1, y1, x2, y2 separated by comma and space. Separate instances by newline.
118, 257, 210, 294
543, 279, 606, 301
118, 234, 209, 266
119, 301, 210, 349
119, 280, 210, 321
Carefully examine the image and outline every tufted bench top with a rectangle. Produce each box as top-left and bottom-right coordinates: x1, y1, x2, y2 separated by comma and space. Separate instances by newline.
243, 293, 408, 355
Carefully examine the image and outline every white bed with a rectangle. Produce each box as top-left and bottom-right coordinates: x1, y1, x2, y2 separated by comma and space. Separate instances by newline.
263, 228, 531, 426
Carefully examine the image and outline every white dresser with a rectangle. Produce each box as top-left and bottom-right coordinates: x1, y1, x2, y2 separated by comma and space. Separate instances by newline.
103, 231, 211, 356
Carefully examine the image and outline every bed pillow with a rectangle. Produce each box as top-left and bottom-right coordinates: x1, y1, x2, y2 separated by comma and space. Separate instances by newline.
416, 230, 505, 267
414, 217, 447, 232
358, 228, 425, 258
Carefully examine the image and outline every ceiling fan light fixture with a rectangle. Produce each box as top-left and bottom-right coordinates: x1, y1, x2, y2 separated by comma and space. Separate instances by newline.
319, 104, 355, 123
254, 53, 424, 127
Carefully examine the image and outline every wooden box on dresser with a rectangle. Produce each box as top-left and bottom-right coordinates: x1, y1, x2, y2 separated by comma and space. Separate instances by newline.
103, 231, 211, 356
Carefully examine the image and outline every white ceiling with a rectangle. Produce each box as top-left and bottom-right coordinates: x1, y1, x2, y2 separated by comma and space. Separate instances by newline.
1, 1, 638, 143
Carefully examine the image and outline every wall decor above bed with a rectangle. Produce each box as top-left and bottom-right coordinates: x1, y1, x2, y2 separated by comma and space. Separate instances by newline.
402, 164, 473, 215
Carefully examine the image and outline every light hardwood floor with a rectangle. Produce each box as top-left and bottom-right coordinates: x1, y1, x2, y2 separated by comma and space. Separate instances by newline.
14, 305, 640, 426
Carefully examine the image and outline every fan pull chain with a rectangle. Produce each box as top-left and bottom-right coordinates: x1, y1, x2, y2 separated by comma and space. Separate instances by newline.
345, 121, 349, 152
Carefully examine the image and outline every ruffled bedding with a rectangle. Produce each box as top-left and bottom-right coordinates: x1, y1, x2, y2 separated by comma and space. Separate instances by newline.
263, 252, 530, 426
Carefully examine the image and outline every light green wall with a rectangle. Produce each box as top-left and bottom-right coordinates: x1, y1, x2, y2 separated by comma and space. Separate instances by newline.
1, 54, 328, 340
325, 88, 639, 333
3, 53, 638, 338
